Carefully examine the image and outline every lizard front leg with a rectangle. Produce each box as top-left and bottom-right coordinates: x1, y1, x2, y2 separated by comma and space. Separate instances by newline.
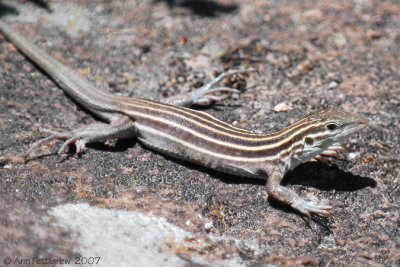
266, 169, 332, 217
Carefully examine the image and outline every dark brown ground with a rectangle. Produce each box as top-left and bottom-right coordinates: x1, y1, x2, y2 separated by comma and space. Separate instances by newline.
0, 0, 399, 266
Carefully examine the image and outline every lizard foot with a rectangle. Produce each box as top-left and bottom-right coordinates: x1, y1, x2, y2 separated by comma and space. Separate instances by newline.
163, 68, 256, 107
25, 128, 87, 160
313, 143, 345, 164
292, 200, 333, 218
189, 68, 256, 106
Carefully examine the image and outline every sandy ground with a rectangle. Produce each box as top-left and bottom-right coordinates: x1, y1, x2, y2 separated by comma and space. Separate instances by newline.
0, 0, 399, 266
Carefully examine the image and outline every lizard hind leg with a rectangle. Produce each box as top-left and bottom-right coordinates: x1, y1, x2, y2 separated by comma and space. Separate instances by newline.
25, 116, 137, 160
162, 68, 256, 107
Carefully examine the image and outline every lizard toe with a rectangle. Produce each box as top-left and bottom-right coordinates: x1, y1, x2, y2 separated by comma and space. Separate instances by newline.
294, 201, 332, 217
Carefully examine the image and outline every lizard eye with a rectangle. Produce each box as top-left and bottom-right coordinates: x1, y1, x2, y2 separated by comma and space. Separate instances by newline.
305, 137, 314, 145
326, 123, 338, 131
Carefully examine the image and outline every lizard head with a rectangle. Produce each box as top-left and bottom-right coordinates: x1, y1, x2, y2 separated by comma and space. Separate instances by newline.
301, 108, 368, 145
280, 108, 368, 171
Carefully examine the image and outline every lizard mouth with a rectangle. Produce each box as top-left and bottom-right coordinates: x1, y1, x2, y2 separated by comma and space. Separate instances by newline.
341, 120, 368, 138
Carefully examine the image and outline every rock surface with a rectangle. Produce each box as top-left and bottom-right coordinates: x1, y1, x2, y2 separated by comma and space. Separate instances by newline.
0, 0, 399, 266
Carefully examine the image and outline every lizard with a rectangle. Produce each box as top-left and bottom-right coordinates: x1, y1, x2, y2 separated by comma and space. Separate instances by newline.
0, 20, 368, 217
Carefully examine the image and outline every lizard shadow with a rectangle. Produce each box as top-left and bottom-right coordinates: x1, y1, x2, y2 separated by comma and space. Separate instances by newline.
281, 161, 376, 192
87, 139, 138, 153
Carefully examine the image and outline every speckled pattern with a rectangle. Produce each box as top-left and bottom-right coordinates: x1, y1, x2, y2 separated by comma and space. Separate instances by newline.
0, 0, 399, 266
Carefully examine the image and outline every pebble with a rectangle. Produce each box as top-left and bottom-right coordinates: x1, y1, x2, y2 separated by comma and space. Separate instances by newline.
329, 81, 339, 89
204, 221, 213, 230
347, 152, 357, 160
273, 102, 289, 112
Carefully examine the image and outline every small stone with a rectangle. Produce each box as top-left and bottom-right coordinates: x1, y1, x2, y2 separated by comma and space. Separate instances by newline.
329, 81, 339, 89
347, 152, 357, 160
204, 221, 213, 230
334, 33, 347, 48
273, 102, 289, 112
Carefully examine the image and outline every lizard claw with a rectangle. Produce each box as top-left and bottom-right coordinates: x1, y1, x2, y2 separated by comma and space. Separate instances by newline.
38, 129, 86, 155
193, 87, 240, 105
58, 136, 86, 155
292, 200, 333, 218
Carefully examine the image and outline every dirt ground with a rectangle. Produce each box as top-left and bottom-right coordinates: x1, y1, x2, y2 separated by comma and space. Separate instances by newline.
0, 0, 399, 266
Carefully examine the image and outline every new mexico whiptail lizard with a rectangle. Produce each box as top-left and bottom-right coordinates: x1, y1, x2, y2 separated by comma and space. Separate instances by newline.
0, 20, 368, 217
